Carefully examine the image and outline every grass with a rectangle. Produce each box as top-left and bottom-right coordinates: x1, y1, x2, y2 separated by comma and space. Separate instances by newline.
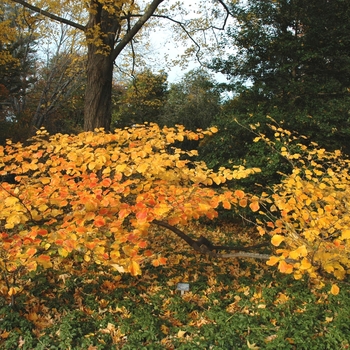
0, 222, 349, 349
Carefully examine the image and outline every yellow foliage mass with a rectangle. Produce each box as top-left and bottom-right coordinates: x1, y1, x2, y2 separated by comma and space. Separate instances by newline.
255, 124, 350, 288
0, 124, 259, 280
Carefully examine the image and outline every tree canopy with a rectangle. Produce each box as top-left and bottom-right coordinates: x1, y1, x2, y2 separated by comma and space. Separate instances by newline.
6, 0, 233, 132
212, 0, 350, 153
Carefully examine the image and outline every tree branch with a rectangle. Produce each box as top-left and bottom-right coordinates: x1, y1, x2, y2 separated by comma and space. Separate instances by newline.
152, 220, 297, 264
153, 220, 267, 254
10, 0, 86, 31
112, 0, 165, 61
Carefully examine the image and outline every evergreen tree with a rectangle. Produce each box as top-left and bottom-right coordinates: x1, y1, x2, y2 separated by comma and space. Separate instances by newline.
212, 0, 350, 154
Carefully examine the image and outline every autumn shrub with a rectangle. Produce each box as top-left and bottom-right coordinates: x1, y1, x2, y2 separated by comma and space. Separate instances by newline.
255, 124, 350, 291
0, 123, 261, 300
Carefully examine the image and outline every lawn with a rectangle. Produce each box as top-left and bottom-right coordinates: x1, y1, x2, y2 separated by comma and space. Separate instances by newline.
1, 222, 349, 349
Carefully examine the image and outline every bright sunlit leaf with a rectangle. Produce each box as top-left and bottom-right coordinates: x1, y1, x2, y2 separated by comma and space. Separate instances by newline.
271, 235, 284, 247
330, 284, 340, 295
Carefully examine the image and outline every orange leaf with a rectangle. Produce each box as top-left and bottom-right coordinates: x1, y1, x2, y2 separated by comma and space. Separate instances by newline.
234, 190, 245, 199
278, 260, 294, 274
138, 241, 147, 249
118, 208, 130, 220
136, 209, 148, 222
152, 259, 160, 267
101, 178, 112, 187
37, 229, 48, 236
222, 200, 231, 210
26, 247, 37, 258
94, 216, 106, 227
158, 257, 167, 265
249, 201, 260, 212
144, 250, 153, 257
36, 254, 52, 268
239, 198, 247, 207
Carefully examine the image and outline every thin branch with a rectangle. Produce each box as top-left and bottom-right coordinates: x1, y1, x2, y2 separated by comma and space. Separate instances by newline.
10, 0, 86, 31
151, 15, 203, 64
112, 0, 165, 61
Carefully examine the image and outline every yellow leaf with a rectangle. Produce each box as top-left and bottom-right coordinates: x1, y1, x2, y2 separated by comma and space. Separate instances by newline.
84, 254, 91, 262
271, 235, 284, 247
4, 196, 19, 206
136, 163, 148, 173
161, 324, 169, 334
266, 256, 280, 266
341, 229, 350, 240
8, 287, 20, 296
289, 245, 308, 259
128, 260, 141, 276
41, 177, 51, 184
247, 340, 260, 349
330, 284, 339, 296
300, 258, 312, 270
38, 204, 49, 212
58, 247, 69, 258
5, 214, 22, 229
110, 264, 125, 273
177, 330, 187, 338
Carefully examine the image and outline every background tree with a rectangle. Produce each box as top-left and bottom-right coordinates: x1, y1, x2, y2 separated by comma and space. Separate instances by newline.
9, 0, 233, 132
0, 7, 86, 143
113, 69, 168, 128
161, 69, 221, 131
0, 2, 38, 143
221, 0, 350, 149
203, 0, 350, 189
29, 34, 86, 134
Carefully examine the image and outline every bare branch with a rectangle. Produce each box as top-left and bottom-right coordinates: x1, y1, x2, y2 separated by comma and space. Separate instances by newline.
215, 0, 234, 20
153, 220, 268, 253
152, 220, 298, 264
10, 0, 86, 31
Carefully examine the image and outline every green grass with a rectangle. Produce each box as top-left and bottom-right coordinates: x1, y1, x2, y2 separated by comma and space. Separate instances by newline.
1, 223, 350, 349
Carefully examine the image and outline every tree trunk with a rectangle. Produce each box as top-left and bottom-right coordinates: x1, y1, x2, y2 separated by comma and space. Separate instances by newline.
83, 1, 120, 132
84, 50, 114, 131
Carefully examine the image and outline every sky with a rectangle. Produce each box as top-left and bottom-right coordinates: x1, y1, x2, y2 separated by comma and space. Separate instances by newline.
142, 0, 234, 84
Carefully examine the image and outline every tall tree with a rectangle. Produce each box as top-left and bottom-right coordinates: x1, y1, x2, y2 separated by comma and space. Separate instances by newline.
9, 0, 232, 131
0, 2, 38, 143
212, 0, 350, 153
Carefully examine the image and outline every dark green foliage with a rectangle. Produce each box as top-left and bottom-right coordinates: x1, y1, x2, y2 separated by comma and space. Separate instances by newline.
0, 3, 37, 144
205, 0, 350, 190
161, 69, 221, 131
113, 69, 168, 128
1, 239, 349, 349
